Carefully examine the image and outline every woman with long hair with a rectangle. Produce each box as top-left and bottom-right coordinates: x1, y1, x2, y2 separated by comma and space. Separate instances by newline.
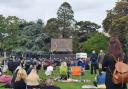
102, 37, 127, 89
13, 67, 27, 89
26, 68, 40, 89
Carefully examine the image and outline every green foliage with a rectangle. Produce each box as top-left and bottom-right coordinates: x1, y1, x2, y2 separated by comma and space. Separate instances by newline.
44, 18, 60, 38
0, 16, 21, 51
114, 1, 128, 15
103, 1, 128, 38
57, 2, 75, 38
76, 21, 100, 42
0, 15, 6, 50
15, 19, 50, 53
81, 33, 108, 53
112, 16, 128, 38
76, 21, 100, 33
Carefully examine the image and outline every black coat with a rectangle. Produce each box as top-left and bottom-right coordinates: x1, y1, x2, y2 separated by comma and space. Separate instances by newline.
8, 60, 20, 73
13, 80, 26, 89
102, 55, 127, 89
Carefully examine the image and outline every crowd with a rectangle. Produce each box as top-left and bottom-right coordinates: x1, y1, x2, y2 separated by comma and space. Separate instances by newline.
0, 49, 106, 89
0, 57, 61, 89
0, 37, 127, 89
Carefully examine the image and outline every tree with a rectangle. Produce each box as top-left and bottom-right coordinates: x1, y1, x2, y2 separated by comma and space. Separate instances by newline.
114, 1, 128, 15
103, 0, 128, 37
16, 19, 50, 54
0, 15, 6, 56
76, 21, 100, 42
0, 15, 6, 49
44, 18, 60, 38
57, 2, 75, 38
4, 16, 21, 50
81, 32, 108, 53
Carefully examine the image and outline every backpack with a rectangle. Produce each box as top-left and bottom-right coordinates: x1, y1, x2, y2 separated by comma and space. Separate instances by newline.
92, 57, 96, 62
109, 58, 128, 85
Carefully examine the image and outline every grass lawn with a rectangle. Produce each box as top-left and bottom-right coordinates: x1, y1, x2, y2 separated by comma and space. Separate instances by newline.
0, 68, 96, 89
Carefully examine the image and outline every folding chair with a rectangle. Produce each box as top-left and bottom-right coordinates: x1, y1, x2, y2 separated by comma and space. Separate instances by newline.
70, 66, 82, 81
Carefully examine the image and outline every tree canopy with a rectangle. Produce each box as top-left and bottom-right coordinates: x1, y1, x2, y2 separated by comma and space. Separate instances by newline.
103, 0, 128, 38
57, 2, 75, 38
81, 32, 108, 53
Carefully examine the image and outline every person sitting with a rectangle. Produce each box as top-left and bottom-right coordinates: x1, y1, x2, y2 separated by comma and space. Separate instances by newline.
2, 60, 8, 73
45, 64, 53, 76
0, 66, 12, 88
26, 68, 40, 89
13, 67, 27, 89
43, 79, 61, 89
27, 65, 33, 75
77, 58, 85, 75
59, 62, 68, 80
0, 67, 3, 76
8, 59, 20, 74
93, 69, 106, 88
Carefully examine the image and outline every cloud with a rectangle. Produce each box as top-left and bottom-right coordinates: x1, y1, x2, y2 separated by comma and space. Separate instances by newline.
0, 0, 116, 26
0, 0, 39, 10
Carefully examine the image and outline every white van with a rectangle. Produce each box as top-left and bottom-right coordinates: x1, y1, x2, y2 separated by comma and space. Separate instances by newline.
76, 53, 87, 59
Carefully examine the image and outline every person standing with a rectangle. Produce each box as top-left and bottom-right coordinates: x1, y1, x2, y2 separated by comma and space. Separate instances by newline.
98, 50, 105, 69
102, 37, 127, 89
90, 50, 98, 74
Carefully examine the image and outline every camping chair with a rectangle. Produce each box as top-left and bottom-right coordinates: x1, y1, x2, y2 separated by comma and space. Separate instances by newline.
70, 66, 82, 81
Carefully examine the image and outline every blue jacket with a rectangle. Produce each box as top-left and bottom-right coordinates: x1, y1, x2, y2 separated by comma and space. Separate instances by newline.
96, 72, 106, 85
77, 59, 85, 68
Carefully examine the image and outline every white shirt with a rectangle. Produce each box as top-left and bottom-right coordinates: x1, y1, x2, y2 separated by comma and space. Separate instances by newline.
45, 66, 53, 76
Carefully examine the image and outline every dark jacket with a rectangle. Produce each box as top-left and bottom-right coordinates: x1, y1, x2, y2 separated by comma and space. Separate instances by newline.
13, 80, 26, 89
90, 53, 98, 64
102, 55, 127, 89
8, 60, 20, 73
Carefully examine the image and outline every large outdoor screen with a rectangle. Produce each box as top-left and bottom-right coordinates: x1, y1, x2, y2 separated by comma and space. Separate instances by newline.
51, 39, 73, 52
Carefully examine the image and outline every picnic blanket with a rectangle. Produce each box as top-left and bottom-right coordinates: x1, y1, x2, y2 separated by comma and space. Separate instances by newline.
82, 84, 106, 89
57, 78, 91, 83
82, 85, 97, 89
0, 75, 12, 85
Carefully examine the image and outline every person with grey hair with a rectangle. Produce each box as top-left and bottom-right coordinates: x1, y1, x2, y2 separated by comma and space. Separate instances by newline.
98, 50, 105, 69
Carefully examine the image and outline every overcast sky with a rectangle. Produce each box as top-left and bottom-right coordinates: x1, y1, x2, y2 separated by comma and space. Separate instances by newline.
0, 0, 116, 28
